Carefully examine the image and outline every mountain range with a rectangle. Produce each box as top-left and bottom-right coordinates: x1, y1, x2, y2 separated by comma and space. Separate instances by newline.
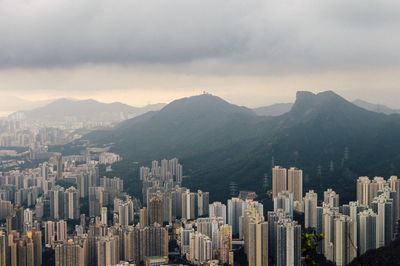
0, 96, 52, 117
84, 91, 400, 202
254, 98, 400, 116
9, 98, 166, 123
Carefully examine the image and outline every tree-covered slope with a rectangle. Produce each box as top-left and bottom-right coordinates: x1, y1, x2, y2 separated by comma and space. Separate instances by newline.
86, 91, 400, 202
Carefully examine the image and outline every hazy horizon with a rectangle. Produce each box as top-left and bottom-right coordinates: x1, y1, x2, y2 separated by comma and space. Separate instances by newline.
0, 89, 399, 118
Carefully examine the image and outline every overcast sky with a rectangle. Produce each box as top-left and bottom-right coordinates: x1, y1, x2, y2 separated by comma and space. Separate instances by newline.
0, 0, 399, 108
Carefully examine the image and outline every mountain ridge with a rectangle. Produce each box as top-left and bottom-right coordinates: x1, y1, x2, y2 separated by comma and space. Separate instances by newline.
10, 98, 166, 122
253, 96, 400, 117
84, 91, 400, 202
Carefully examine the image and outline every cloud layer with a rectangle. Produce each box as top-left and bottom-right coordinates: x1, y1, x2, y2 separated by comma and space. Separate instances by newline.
0, 0, 399, 73
0, 0, 399, 108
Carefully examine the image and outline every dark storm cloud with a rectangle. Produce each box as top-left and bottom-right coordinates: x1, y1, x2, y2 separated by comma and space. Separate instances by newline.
0, 0, 399, 73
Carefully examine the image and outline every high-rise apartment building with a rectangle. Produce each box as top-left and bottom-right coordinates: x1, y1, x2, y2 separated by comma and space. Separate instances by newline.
324, 189, 340, 207
369, 177, 386, 205
76, 174, 89, 198
388, 176, 400, 221
148, 195, 164, 225
139, 207, 148, 228
176, 164, 183, 184
357, 176, 371, 206
274, 191, 294, 218
7, 230, 42, 266
197, 190, 209, 217
371, 194, 394, 248
57, 220, 68, 243
64, 186, 80, 220
276, 219, 301, 266
209, 201, 227, 223
96, 235, 119, 266
288, 167, 303, 211
272, 166, 287, 198
55, 237, 88, 266
334, 214, 356, 266
227, 198, 245, 237
101, 207, 107, 225
322, 204, 340, 261
182, 190, 196, 220
50, 186, 65, 220
304, 190, 318, 229
118, 202, 130, 227
188, 232, 212, 265
242, 206, 268, 266
219, 224, 232, 265
358, 209, 377, 255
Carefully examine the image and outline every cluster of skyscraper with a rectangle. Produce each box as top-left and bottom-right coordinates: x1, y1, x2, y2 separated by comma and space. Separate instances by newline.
300, 175, 400, 266
0, 148, 399, 266
271, 166, 400, 266
138, 160, 305, 266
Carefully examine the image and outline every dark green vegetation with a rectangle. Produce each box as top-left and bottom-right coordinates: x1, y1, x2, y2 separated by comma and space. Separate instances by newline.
301, 232, 333, 266
348, 237, 400, 266
84, 91, 400, 203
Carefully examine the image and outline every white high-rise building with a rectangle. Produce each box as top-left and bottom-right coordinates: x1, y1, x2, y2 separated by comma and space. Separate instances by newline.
274, 191, 294, 218
227, 198, 245, 237
56, 220, 68, 242
23, 208, 33, 231
357, 176, 371, 206
242, 206, 268, 266
276, 219, 301, 266
182, 190, 196, 220
324, 189, 340, 207
118, 202, 130, 227
97, 235, 120, 266
44, 221, 56, 248
304, 190, 318, 229
209, 201, 227, 223
334, 214, 356, 266
151, 160, 159, 177
272, 166, 287, 198
139, 166, 150, 181
287, 167, 303, 211
347, 201, 367, 255
371, 194, 394, 248
50, 186, 65, 220
369, 177, 387, 205
388, 176, 400, 221
358, 209, 377, 255
176, 164, 183, 184
101, 207, 108, 225
197, 190, 209, 217
219, 224, 232, 265
64, 186, 80, 220
161, 159, 169, 180
322, 204, 340, 261
267, 209, 290, 264
188, 232, 213, 265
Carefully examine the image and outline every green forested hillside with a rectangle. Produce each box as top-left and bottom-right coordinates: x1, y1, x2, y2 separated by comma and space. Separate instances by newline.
86, 91, 400, 202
